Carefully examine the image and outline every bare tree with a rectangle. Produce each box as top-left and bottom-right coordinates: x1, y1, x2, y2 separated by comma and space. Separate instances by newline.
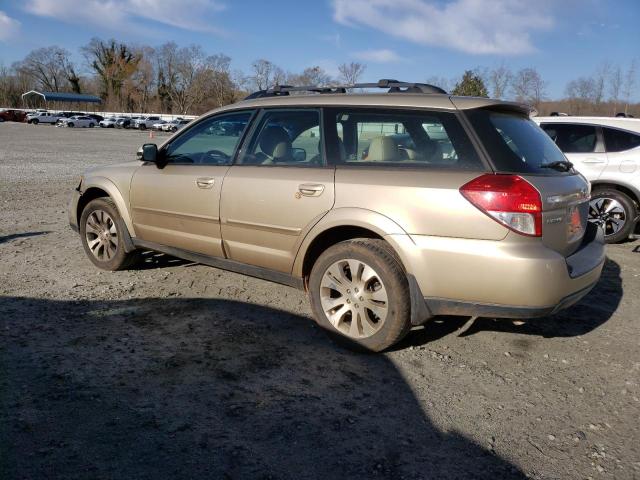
609, 65, 623, 114
206, 53, 235, 108
622, 59, 638, 115
337, 62, 366, 86
249, 59, 285, 91
565, 77, 596, 114
592, 61, 611, 106
511, 68, 546, 107
15, 46, 79, 93
425, 76, 453, 93
288, 66, 333, 87
488, 63, 512, 99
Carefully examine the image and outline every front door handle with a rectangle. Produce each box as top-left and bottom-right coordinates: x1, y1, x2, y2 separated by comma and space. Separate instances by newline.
298, 183, 325, 197
196, 177, 215, 189
582, 158, 606, 164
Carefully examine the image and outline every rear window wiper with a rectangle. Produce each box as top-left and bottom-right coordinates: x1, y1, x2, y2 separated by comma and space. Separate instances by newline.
539, 160, 574, 172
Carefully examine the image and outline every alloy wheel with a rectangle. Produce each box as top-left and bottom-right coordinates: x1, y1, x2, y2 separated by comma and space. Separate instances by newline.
588, 197, 626, 237
319, 258, 388, 338
85, 210, 118, 261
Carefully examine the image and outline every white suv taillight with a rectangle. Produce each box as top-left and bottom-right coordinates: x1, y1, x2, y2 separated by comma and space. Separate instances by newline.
460, 174, 542, 237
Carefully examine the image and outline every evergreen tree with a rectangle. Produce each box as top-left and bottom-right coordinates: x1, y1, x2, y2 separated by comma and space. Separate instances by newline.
452, 70, 489, 97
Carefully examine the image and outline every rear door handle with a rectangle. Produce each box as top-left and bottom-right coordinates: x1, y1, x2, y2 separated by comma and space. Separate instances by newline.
298, 183, 325, 197
582, 158, 606, 164
196, 177, 215, 189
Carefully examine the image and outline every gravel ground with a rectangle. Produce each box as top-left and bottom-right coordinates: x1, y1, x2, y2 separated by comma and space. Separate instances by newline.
1, 122, 639, 479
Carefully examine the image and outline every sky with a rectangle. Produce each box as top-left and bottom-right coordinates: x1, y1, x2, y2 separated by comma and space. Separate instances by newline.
0, 0, 639, 100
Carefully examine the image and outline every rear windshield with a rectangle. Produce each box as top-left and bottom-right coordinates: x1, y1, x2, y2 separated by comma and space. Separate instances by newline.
466, 109, 570, 175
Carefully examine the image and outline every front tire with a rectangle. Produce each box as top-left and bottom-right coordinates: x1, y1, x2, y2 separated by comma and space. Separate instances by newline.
589, 188, 636, 243
80, 198, 139, 270
309, 239, 411, 352
31, 119, 39, 125
68, 122, 74, 128
89, 123, 95, 128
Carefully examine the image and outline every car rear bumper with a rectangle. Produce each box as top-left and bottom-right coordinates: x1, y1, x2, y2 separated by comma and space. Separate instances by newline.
390, 223, 605, 320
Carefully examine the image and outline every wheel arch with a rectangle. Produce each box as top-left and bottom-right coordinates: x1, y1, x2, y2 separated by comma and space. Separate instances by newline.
591, 180, 640, 215
293, 208, 409, 282
294, 208, 433, 326
78, 177, 136, 237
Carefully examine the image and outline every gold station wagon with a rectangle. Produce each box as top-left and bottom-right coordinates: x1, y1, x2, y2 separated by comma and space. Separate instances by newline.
69, 80, 605, 351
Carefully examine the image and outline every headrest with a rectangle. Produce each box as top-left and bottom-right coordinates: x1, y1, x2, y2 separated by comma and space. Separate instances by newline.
367, 136, 399, 162
259, 126, 291, 158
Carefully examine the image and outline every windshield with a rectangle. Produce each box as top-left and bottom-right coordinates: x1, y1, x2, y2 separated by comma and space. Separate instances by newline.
466, 109, 571, 175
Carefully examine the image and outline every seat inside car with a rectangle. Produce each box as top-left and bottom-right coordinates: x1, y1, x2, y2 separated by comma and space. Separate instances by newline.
367, 136, 400, 162
255, 125, 292, 164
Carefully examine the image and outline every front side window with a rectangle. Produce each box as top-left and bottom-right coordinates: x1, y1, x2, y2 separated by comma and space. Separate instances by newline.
603, 127, 640, 152
540, 123, 597, 153
164, 111, 253, 165
332, 109, 482, 169
239, 109, 323, 166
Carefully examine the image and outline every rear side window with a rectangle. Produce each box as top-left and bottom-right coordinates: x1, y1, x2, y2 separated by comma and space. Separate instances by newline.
540, 123, 597, 153
466, 110, 569, 174
603, 127, 640, 152
239, 109, 323, 166
331, 109, 482, 169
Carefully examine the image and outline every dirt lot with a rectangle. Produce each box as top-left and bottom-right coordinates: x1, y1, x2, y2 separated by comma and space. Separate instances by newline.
1, 122, 639, 479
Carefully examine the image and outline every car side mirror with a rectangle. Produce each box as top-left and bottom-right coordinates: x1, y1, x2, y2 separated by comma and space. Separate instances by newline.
140, 143, 158, 163
291, 147, 306, 162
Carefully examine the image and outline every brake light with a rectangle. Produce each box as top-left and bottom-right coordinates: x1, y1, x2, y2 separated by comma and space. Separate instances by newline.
460, 174, 542, 237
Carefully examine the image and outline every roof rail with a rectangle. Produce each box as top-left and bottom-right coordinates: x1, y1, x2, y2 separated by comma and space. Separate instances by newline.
244, 79, 446, 100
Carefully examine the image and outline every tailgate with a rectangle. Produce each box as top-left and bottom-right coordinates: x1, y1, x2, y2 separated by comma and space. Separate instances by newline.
522, 174, 590, 257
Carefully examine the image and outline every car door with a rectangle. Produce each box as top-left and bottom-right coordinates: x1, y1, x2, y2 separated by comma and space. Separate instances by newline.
601, 126, 640, 181
540, 122, 607, 180
129, 110, 254, 256
220, 108, 335, 273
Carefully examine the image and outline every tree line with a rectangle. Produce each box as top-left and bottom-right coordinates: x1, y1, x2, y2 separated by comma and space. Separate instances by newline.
0, 39, 637, 117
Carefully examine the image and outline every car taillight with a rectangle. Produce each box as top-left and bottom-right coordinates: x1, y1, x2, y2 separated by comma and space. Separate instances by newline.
460, 174, 542, 237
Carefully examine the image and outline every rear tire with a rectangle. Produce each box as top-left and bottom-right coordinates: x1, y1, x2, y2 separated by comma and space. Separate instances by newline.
89, 123, 95, 128
309, 239, 411, 352
80, 198, 139, 271
589, 188, 636, 243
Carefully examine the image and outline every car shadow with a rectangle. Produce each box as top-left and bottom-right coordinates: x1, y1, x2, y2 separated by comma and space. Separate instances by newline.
0, 231, 50, 245
401, 258, 622, 347
0, 296, 525, 479
135, 251, 195, 270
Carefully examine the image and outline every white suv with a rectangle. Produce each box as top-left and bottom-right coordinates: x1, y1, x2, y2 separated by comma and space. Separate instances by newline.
534, 116, 640, 243
133, 116, 161, 130
26, 112, 60, 125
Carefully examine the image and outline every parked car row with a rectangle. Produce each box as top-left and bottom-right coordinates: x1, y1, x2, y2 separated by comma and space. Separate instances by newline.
6, 110, 193, 133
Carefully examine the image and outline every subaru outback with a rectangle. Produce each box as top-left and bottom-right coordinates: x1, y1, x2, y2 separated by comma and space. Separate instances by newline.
68, 80, 605, 351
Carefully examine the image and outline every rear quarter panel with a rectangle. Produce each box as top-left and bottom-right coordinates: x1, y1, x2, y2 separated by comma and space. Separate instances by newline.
332, 167, 508, 239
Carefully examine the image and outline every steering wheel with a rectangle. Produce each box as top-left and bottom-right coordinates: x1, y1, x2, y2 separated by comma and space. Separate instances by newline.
204, 149, 230, 164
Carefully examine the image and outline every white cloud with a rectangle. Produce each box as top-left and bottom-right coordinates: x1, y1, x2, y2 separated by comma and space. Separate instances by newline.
24, 0, 226, 35
353, 49, 402, 63
333, 0, 554, 55
0, 10, 20, 41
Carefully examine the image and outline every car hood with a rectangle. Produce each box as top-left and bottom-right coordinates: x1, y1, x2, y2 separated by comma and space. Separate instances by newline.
83, 161, 140, 180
